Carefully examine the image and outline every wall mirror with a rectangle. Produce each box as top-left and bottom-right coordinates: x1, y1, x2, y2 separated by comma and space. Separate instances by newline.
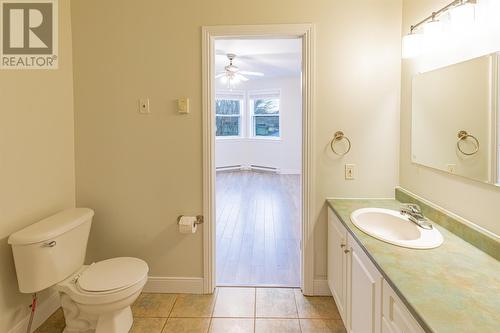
412, 53, 499, 186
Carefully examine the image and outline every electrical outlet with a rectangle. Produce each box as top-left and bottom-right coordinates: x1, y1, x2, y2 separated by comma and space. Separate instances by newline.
139, 98, 150, 114
446, 164, 456, 173
178, 97, 190, 114
345, 164, 355, 180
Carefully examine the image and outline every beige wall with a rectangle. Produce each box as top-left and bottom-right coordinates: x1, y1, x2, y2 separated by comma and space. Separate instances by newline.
0, 1, 75, 331
71, 0, 402, 282
401, 0, 500, 237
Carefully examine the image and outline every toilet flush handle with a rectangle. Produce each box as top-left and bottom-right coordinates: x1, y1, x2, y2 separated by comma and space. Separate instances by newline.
41, 241, 57, 248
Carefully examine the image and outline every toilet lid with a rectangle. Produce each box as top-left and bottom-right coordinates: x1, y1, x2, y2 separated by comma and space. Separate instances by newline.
78, 257, 149, 292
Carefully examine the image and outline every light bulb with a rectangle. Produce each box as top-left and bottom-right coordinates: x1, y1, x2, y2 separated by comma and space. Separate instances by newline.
424, 20, 444, 35
402, 32, 423, 59
423, 20, 444, 49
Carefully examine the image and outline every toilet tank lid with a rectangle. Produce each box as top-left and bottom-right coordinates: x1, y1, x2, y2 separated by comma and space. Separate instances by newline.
8, 208, 94, 245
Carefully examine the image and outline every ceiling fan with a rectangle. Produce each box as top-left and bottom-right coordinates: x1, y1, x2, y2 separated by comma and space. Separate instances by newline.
216, 53, 264, 88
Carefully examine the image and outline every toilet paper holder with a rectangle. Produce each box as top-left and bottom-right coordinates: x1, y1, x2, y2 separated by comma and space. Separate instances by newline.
177, 215, 204, 225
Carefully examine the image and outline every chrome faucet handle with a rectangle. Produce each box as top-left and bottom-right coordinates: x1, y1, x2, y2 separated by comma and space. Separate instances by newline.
400, 203, 433, 230
400, 203, 425, 219
401, 203, 421, 213
408, 215, 434, 230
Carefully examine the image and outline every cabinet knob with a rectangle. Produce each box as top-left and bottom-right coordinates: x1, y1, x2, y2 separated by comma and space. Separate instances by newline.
340, 244, 346, 248
344, 249, 350, 254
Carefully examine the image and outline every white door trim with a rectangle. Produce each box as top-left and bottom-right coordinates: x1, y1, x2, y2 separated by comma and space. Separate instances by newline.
201, 24, 316, 295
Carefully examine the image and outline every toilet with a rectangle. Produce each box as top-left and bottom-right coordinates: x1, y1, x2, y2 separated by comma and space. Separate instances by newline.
8, 208, 149, 333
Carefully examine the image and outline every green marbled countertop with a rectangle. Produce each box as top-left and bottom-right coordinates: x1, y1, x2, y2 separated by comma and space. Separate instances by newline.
326, 199, 500, 333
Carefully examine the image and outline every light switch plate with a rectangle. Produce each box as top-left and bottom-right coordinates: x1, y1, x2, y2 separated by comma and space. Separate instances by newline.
178, 97, 190, 114
345, 164, 355, 180
139, 98, 150, 114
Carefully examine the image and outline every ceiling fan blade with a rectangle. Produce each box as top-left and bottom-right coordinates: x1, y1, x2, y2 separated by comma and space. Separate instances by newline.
236, 74, 249, 82
239, 70, 264, 77
215, 49, 228, 56
215, 73, 226, 79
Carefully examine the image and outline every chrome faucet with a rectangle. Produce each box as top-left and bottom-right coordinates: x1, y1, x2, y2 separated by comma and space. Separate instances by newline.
400, 204, 433, 230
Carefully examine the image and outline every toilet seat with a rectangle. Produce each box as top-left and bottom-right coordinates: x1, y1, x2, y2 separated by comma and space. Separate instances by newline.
78, 257, 148, 293
56, 257, 148, 306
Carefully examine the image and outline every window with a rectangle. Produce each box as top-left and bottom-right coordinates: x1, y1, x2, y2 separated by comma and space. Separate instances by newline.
216, 94, 244, 137
249, 91, 280, 138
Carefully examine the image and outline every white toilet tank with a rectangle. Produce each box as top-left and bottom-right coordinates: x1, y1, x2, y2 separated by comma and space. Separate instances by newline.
8, 208, 94, 293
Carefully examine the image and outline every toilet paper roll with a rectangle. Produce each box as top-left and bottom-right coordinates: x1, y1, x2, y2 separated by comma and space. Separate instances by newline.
178, 216, 197, 234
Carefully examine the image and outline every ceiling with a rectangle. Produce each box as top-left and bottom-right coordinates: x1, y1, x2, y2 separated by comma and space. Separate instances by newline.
215, 38, 302, 79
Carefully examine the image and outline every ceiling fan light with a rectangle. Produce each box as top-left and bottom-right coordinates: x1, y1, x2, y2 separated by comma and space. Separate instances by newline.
225, 65, 239, 73
235, 73, 249, 82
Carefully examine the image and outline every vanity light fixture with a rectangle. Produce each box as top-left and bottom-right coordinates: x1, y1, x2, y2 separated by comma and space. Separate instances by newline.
402, 0, 477, 59
450, 1, 476, 29
423, 18, 444, 36
402, 32, 423, 59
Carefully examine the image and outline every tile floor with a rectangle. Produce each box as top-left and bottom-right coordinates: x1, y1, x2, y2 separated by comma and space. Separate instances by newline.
35, 287, 346, 333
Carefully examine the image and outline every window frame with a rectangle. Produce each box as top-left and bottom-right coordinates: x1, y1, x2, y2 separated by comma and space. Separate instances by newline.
215, 91, 246, 140
248, 89, 282, 140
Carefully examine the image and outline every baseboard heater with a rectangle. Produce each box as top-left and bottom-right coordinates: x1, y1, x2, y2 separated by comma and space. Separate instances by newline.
250, 165, 278, 173
216, 165, 279, 173
216, 165, 242, 171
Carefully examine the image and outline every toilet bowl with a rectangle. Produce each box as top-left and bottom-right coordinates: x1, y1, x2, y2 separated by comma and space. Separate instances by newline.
8, 208, 149, 333
56, 257, 148, 333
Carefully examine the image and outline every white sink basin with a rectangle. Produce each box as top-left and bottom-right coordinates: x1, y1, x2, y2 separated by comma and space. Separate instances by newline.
350, 208, 443, 249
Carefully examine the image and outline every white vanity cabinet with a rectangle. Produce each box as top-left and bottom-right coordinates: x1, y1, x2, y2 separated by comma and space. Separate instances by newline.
347, 233, 383, 333
327, 209, 348, 323
327, 207, 425, 333
382, 280, 425, 333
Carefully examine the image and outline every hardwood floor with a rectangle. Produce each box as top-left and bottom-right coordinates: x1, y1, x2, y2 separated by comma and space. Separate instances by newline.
216, 171, 301, 287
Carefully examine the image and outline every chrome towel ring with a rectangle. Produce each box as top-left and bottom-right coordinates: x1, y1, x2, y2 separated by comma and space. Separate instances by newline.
330, 131, 351, 156
457, 130, 479, 156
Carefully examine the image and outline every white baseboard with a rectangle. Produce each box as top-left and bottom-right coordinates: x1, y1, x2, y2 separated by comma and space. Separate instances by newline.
9, 291, 61, 333
143, 276, 204, 294
313, 279, 332, 296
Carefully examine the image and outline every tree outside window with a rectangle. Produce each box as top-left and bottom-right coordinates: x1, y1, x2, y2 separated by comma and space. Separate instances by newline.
251, 94, 280, 138
216, 98, 242, 137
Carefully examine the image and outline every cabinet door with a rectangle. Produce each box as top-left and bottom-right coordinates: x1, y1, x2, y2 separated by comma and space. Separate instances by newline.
347, 234, 382, 333
382, 280, 425, 333
327, 209, 347, 323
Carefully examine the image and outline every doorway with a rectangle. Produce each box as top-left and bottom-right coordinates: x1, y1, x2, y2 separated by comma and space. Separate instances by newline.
202, 24, 316, 294
214, 37, 302, 287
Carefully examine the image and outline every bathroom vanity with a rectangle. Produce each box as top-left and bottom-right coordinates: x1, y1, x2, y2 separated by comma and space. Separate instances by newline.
328, 206, 424, 333
327, 196, 500, 333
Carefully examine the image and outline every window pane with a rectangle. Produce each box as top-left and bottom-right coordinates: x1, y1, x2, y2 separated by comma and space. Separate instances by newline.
254, 98, 279, 115
216, 116, 240, 136
255, 116, 279, 137
216, 99, 241, 115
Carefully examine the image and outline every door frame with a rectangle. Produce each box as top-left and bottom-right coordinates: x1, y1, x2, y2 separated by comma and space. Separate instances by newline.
201, 24, 316, 294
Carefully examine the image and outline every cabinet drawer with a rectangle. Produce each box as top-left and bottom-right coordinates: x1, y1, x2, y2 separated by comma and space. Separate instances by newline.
382, 280, 425, 333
